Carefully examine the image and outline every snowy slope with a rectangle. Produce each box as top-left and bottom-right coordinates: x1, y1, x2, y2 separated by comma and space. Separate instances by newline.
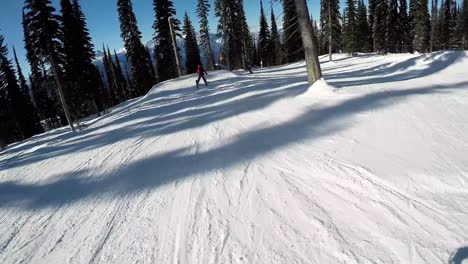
1, 51, 468, 264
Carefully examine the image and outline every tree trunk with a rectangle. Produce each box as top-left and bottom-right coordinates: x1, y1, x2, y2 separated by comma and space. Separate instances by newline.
46, 41, 75, 132
294, 0, 322, 85
206, 39, 216, 71
168, 17, 183, 77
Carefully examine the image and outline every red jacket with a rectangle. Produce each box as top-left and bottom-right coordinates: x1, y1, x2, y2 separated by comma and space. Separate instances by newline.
196, 66, 207, 76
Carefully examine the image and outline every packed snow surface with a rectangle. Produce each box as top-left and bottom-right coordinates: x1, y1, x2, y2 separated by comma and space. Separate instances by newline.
1, 52, 468, 264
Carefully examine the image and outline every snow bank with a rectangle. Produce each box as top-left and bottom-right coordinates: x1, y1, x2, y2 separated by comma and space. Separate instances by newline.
300, 78, 337, 97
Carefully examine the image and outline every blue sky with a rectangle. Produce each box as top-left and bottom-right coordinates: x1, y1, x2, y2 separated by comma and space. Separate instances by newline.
0, 0, 320, 74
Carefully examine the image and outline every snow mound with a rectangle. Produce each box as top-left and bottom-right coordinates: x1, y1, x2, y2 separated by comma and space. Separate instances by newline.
300, 78, 337, 97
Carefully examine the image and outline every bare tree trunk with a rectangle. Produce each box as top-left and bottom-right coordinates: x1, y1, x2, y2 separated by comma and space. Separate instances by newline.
91, 99, 100, 117
169, 17, 183, 77
294, 0, 322, 85
46, 42, 75, 132
206, 39, 216, 71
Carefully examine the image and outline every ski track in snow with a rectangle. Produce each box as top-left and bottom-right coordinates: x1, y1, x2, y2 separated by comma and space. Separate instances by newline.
1, 52, 468, 264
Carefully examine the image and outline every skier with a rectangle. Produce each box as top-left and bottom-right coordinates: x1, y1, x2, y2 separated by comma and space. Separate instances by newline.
196, 64, 208, 89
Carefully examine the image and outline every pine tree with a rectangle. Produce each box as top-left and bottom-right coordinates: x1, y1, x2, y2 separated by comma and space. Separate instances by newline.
409, 0, 417, 52
449, 0, 460, 48
0, 36, 19, 146
117, 0, 154, 96
98, 69, 112, 109
22, 10, 49, 121
442, 0, 453, 48
435, 0, 446, 50
344, 0, 359, 54
102, 44, 120, 105
430, 0, 437, 51
399, 0, 411, 53
313, 15, 323, 54
113, 49, 129, 100
72, 0, 95, 63
61, 0, 100, 117
462, 0, 468, 49
368, 0, 377, 51
240, 8, 254, 70
342, 8, 348, 44
197, 0, 216, 70
387, 0, 400, 53
320, 0, 342, 58
414, 0, 431, 52
74, 0, 102, 115
214, 0, 251, 70
183, 12, 202, 74
451, 4, 461, 48
356, 0, 370, 52
90, 64, 107, 113
0, 34, 43, 140
12, 47, 29, 99
0, 72, 14, 149
258, 0, 272, 66
252, 36, 259, 66
153, 0, 180, 81
283, 0, 304, 62
12, 47, 43, 136
23, 0, 75, 131
108, 48, 126, 100
311, 15, 320, 45
373, 0, 389, 53
271, 6, 284, 65
145, 45, 156, 80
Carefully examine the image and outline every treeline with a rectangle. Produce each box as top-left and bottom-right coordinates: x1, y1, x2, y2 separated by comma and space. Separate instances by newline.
214, 0, 307, 69
0, 0, 186, 148
1, 0, 467, 149
317, 0, 468, 56
0, 0, 304, 149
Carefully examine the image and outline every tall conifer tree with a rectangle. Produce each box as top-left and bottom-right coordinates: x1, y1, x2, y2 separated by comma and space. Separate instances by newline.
23, 0, 75, 131
344, 0, 359, 54
118, 0, 154, 96
283, 0, 304, 62
197, 0, 216, 70
373, 0, 389, 53
414, 0, 431, 52
320, 0, 342, 58
399, 0, 411, 52
270, 6, 284, 65
0, 34, 43, 139
183, 12, 201, 74
214, 0, 250, 70
387, 0, 400, 53
258, 0, 272, 66
357, 0, 370, 52
368, 0, 377, 51
153, 0, 180, 81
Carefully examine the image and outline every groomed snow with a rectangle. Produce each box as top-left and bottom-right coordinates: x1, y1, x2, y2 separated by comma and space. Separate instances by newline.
1, 51, 468, 264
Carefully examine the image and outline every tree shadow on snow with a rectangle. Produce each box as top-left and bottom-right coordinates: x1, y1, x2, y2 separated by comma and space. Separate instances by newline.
325, 51, 465, 88
449, 247, 468, 264
0, 72, 308, 171
0, 79, 467, 209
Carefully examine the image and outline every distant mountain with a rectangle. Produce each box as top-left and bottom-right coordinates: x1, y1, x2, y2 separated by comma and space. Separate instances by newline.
94, 33, 223, 77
